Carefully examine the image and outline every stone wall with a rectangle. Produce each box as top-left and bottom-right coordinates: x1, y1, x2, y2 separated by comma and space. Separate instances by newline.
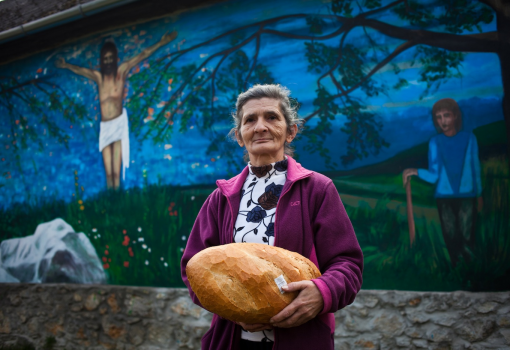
0, 284, 509, 349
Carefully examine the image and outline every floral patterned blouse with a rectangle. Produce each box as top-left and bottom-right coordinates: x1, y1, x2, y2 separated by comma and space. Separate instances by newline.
234, 157, 288, 343
233, 158, 288, 246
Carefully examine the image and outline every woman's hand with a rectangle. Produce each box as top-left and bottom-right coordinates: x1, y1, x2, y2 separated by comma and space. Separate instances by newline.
237, 322, 272, 332
402, 168, 418, 186
269, 281, 323, 328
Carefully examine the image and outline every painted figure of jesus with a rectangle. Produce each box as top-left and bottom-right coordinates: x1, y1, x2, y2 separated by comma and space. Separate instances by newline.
56, 32, 177, 189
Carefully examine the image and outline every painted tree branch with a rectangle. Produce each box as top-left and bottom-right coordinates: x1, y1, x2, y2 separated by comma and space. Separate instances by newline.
243, 31, 261, 91
157, 13, 340, 62
304, 40, 417, 122
151, 32, 263, 140
358, 0, 406, 18
359, 18, 499, 52
0, 75, 56, 96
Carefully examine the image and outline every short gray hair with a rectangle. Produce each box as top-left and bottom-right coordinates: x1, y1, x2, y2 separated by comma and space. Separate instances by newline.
229, 84, 303, 161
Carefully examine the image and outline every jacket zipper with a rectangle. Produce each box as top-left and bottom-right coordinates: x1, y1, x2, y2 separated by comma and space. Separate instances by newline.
223, 173, 311, 350
272, 174, 311, 350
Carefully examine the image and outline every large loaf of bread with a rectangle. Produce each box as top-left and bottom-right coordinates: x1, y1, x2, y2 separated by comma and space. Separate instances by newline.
186, 243, 321, 324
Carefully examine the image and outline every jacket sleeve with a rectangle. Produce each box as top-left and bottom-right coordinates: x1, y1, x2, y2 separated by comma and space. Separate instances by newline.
311, 180, 363, 314
180, 190, 222, 308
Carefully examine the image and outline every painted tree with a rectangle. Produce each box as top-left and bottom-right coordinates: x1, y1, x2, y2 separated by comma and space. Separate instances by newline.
127, 0, 508, 168
1, 0, 508, 172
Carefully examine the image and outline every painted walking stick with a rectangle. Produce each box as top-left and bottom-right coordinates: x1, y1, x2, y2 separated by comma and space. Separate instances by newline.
406, 178, 416, 246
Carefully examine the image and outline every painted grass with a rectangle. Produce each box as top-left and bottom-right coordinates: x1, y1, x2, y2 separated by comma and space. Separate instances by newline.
344, 156, 510, 291
0, 183, 216, 287
1, 157, 508, 291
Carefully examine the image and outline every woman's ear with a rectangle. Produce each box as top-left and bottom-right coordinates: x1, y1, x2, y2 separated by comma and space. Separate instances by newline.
286, 124, 298, 143
235, 129, 245, 147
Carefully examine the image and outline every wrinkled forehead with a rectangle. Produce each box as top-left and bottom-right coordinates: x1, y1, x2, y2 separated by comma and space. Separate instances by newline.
241, 98, 283, 117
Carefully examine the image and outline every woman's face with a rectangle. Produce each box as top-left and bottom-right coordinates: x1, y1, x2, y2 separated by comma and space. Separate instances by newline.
235, 98, 296, 166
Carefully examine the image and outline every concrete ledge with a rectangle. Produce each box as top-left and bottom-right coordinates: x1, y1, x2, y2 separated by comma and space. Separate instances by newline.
0, 284, 509, 349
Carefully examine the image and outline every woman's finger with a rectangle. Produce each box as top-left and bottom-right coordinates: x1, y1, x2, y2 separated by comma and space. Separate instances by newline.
269, 299, 299, 324
272, 309, 308, 328
281, 280, 308, 293
270, 281, 323, 327
272, 299, 320, 328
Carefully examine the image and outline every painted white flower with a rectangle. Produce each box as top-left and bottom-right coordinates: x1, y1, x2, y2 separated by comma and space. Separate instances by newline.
181, 236, 186, 241
145, 260, 149, 265
142, 244, 147, 249
138, 227, 142, 232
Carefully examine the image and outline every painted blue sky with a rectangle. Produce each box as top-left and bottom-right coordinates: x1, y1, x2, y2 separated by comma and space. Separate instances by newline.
0, 0, 505, 208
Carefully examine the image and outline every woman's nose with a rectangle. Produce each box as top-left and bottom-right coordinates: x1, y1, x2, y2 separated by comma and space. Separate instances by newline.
254, 118, 267, 132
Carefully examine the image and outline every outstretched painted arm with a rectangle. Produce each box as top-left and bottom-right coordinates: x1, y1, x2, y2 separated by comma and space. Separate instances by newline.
55, 57, 99, 83
119, 31, 178, 76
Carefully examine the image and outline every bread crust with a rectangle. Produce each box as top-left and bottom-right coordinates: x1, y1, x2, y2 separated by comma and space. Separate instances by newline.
186, 243, 322, 323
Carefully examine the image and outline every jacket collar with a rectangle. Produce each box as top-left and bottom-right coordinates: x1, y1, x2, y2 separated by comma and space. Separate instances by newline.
216, 156, 313, 198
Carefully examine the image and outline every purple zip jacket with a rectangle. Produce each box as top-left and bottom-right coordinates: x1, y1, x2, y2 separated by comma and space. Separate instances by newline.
181, 156, 363, 350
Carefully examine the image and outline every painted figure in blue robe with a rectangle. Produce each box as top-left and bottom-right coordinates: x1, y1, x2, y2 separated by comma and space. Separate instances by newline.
403, 98, 483, 267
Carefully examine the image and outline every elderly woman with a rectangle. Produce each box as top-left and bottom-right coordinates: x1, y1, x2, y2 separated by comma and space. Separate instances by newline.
181, 84, 363, 350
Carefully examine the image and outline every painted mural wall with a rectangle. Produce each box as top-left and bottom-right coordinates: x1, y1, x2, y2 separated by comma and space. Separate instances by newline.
0, 0, 508, 291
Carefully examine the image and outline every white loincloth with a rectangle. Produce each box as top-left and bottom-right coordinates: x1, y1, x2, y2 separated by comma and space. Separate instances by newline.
99, 108, 130, 180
